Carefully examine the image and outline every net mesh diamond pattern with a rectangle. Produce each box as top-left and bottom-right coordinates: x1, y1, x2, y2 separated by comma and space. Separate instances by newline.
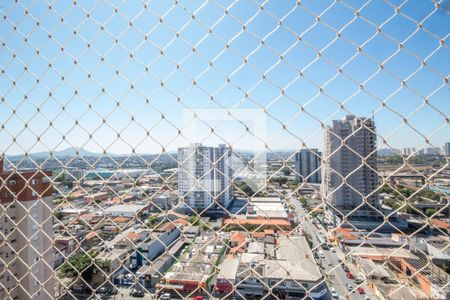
0, 0, 449, 300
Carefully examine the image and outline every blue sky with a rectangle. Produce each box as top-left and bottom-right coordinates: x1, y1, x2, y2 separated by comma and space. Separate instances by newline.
0, 0, 449, 155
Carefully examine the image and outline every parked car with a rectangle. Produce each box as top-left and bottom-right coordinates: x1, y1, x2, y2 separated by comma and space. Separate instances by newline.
70, 284, 91, 295
342, 265, 349, 272
346, 283, 353, 292
192, 296, 204, 300
96, 287, 109, 294
383, 278, 399, 284
130, 289, 145, 298
346, 271, 354, 279
159, 293, 171, 300
330, 287, 339, 299
357, 287, 365, 295
354, 277, 364, 284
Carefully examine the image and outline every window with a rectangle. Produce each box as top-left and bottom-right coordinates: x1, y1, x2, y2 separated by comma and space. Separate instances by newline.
31, 179, 38, 185
9, 180, 16, 186
11, 239, 16, 243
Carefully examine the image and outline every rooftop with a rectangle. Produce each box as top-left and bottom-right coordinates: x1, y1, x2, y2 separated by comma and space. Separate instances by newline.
217, 256, 240, 281
105, 204, 147, 214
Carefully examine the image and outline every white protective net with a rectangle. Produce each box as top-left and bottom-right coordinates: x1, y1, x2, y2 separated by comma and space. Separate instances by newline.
0, 0, 449, 300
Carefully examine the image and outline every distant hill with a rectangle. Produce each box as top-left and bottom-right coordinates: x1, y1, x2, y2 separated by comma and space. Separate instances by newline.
8, 147, 104, 160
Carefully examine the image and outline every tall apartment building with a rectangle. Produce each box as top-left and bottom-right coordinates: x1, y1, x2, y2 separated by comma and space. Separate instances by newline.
178, 144, 233, 210
295, 149, 321, 183
0, 159, 54, 300
402, 147, 416, 156
322, 115, 380, 222
445, 142, 450, 157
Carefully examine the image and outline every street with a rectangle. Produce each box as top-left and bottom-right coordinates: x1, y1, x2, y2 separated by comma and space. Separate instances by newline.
290, 197, 373, 300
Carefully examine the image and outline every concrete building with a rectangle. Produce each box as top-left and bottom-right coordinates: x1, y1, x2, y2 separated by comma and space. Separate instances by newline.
0, 159, 54, 300
295, 148, 321, 183
402, 147, 416, 156
322, 115, 380, 222
177, 144, 233, 210
444, 142, 450, 157
131, 223, 181, 268
423, 147, 442, 156
104, 204, 149, 218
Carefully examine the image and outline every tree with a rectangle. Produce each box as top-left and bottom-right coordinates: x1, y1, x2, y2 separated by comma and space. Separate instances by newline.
147, 216, 158, 224
425, 208, 437, 217
270, 177, 288, 185
59, 253, 94, 281
299, 197, 308, 207
188, 216, 198, 225
54, 210, 64, 220
281, 167, 291, 176
96, 259, 111, 273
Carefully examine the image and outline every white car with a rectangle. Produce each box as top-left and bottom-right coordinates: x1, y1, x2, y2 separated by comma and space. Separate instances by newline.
330, 287, 339, 299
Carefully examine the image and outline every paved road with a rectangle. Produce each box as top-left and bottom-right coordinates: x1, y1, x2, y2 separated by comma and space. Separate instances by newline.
290, 197, 372, 300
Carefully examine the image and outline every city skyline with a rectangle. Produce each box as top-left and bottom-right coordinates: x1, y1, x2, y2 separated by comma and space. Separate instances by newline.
0, 1, 449, 300
0, 1, 449, 155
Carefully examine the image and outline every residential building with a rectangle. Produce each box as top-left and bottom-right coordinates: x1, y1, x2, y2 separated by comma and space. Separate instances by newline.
322, 115, 380, 222
177, 144, 233, 210
215, 234, 327, 299
83, 191, 108, 203
131, 223, 181, 268
402, 147, 416, 156
444, 142, 450, 157
104, 204, 149, 218
0, 158, 54, 300
423, 147, 442, 156
294, 148, 321, 183
377, 148, 401, 157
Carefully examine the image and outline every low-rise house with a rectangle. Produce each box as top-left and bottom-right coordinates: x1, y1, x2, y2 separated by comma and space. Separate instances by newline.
105, 204, 149, 218
136, 240, 186, 288
95, 248, 130, 274
215, 235, 327, 299
54, 236, 79, 267
131, 223, 181, 268
84, 191, 108, 203
392, 257, 450, 299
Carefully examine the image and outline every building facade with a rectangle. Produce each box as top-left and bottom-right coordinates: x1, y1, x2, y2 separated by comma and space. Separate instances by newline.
322, 115, 380, 222
177, 144, 233, 210
444, 142, 450, 157
0, 159, 54, 300
295, 148, 321, 183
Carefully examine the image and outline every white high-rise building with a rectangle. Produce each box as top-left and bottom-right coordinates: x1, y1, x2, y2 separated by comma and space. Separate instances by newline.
322, 115, 380, 221
177, 144, 233, 210
295, 149, 321, 183
402, 147, 416, 156
445, 142, 450, 157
